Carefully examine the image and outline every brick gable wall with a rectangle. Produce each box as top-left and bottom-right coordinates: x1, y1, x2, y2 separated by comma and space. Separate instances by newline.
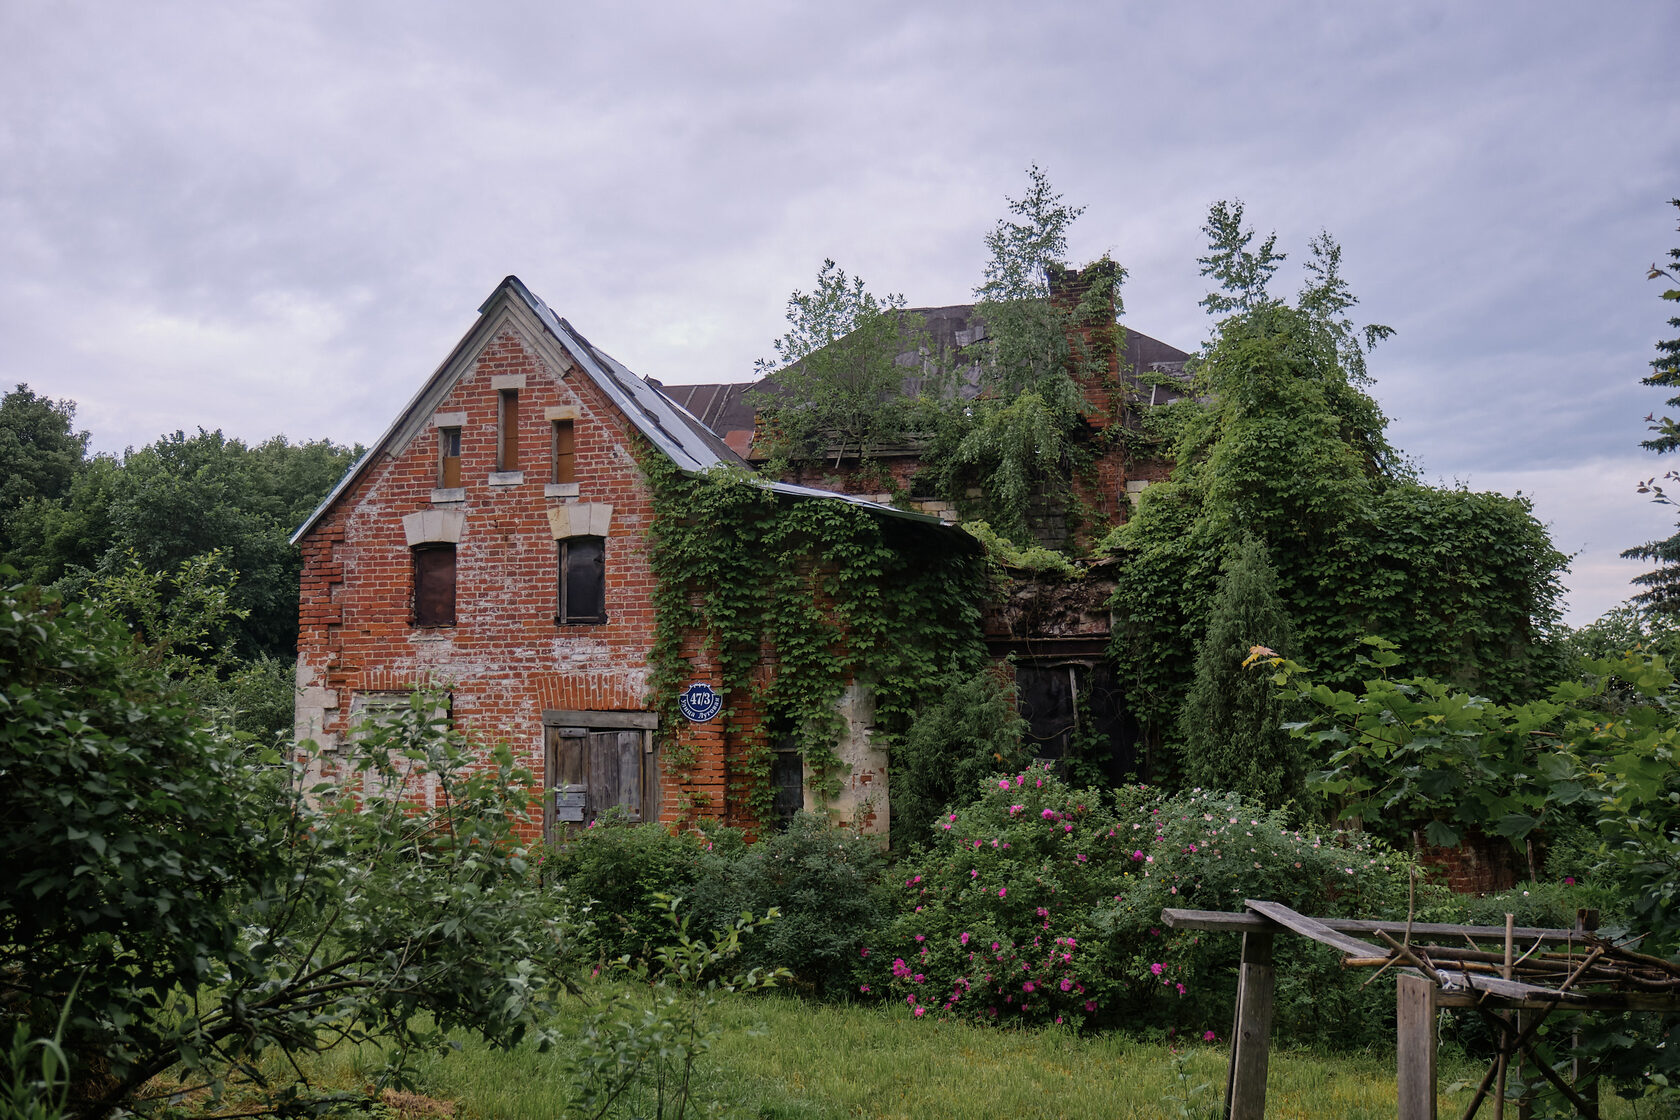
295, 321, 687, 842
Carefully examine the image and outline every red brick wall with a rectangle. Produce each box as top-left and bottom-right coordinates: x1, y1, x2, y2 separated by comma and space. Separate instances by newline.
296, 320, 733, 842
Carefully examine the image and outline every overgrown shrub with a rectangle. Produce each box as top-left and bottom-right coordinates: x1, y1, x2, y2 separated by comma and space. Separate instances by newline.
551, 814, 888, 996
544, 817, 707, 962
683, 813, 890, 996
891, 665, 1030, 845
868, 765, 1418, 1048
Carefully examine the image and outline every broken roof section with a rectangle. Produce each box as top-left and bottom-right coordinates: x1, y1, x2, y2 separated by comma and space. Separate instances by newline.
656, 302, 1196, 457
290, 276, 950, 544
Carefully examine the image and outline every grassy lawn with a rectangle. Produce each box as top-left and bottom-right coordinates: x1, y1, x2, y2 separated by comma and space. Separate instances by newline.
265, 987, 1640, 1120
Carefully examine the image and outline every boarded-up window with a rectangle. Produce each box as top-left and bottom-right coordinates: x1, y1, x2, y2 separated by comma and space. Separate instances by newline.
498, 390, 519, 470
412, 544, 456, 626
557, 536, 605, 624
439, 426, 462, 488
551, 419, 575, 484
543, 715, 659, 835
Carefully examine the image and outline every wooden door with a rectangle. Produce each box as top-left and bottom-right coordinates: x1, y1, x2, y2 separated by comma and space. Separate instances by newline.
544, 726, 650, 836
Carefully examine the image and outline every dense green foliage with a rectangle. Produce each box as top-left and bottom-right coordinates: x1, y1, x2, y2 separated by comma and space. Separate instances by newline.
0, 385, 88, 543
563, 900, 787, 1120
1623, 199, 1680, 613
544, 812, 888, 998
890, 664, 1031, 844
1107, 204, 1566, 764
1177, 536, 1301, 805
644, 454, 991, 822
750, 260, 925, 478
1268, 639, 1680, 1104
930, 168, 1125, 546
869, 765, 1419, 1048
4, 423, 358, 662
0, 582, 580, 1117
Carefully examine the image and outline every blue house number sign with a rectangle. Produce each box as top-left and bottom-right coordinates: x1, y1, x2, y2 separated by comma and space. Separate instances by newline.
679, 682, 722, 723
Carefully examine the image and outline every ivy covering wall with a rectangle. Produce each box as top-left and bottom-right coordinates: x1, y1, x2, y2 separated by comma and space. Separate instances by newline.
1106, 209, 1568, 772
642, 452, 994, 826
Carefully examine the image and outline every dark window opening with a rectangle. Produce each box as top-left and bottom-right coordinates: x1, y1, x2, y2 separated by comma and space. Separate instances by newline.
551, 419, 575, 484
557, 536, 605, 624
1014, 661, 1139, 785
412, 544, 456, 627
439, 426, 461, 488
770, 746, 804, 826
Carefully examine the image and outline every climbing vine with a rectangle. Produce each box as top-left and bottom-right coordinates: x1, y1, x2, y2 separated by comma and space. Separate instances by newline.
642, 450, 992, 827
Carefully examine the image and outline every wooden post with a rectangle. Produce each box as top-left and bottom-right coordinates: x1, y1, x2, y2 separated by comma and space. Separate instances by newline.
1397, 972, 1438, 1120
1225, 930, 1274, 1120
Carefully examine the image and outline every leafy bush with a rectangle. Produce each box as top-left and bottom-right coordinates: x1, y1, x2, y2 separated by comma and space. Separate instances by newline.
891, 664, 1029, 845
543, 817, 707, 962
684, 813, 890, 996
867, 765, 1418, 1048
551, 814, 888, 996
0, 578, 582, 1117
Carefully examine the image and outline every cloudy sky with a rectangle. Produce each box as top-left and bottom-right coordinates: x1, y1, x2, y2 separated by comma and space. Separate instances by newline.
2, 1, 1676, 623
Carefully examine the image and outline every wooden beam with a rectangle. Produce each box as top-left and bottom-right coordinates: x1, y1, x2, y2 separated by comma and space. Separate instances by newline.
1436, 970, 1588, 1003
1163, 908, 1580, 944
1244, 899, 1381, 958
1226, 931, 1274, 1120
1398, 972, 1438, 1120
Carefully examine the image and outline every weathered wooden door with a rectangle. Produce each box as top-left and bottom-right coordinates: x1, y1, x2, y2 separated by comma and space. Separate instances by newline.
544, 725, 650, 833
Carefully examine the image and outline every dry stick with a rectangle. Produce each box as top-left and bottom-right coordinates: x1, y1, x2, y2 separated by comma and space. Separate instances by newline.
1495, 913, 1515, 1120
1376, 930, 1443, 984
1459, 1005, 1562, 1120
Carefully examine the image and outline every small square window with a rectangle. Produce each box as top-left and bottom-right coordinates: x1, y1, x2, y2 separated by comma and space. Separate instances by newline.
557, 536, 605, 624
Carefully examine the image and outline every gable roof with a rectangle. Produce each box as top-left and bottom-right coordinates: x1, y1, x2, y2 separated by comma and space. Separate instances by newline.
291, 277, 950, 544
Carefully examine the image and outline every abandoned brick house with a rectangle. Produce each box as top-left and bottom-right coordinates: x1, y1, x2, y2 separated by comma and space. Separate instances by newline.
291, 273, 1189, 845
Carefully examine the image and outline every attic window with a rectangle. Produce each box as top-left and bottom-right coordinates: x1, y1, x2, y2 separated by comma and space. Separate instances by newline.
551, 419, 575, 485
557, 536, 605, 624
439, 426, 462, 488
498, 389, 520, 471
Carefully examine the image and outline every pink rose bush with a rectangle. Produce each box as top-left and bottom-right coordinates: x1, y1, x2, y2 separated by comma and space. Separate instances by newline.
863, 767, 1420, 1045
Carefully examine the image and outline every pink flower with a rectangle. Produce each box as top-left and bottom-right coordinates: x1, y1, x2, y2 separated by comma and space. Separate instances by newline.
859, 984, 871, 993
1175, 982, 1186, 995
860, 948, 869, 957
1131, 850, 1145, 861
970, 869, 979, 878
1150, 962, 1164, 976
1564, 876, 1577, 885
915, 934, 925, 942
960, 932, 971, 945
1059, 978, 1073, 992
998, 779, 1011, 790
914, 1006, 925, 1017
998, 887, 1007, 898
1085, 1000, 1096, 1012
1203, 1030, 1216, 1042
1023, 981, 1035, 993
1041, 808, 1057, 820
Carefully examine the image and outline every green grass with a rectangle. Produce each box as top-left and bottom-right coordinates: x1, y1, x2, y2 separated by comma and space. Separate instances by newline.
228, 988, 1641, 1119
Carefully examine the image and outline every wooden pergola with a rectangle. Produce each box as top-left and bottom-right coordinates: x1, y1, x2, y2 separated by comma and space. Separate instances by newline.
1164, 901, 1680, 1119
